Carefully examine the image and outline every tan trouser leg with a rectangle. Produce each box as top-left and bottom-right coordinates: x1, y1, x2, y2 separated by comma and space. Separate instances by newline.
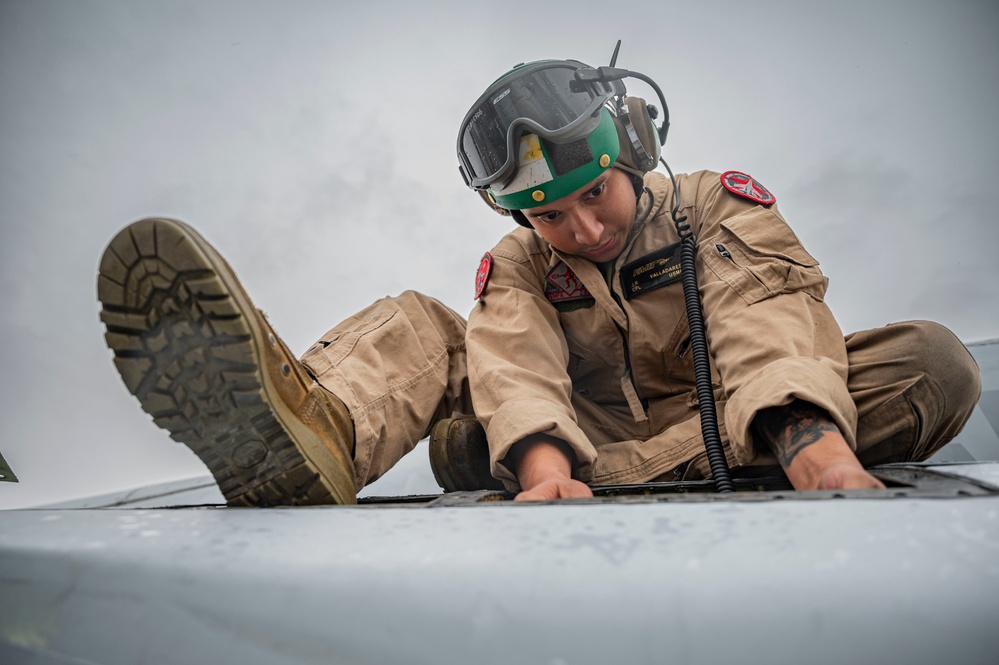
847, 320, 981, 465
299, 291, 471, 490
681, 320, 981, 480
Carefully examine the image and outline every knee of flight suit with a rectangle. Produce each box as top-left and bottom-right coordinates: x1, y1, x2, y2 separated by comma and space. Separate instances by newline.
892, 320, 981, 426
395, 290, 469, 352
854, 320, 982, 464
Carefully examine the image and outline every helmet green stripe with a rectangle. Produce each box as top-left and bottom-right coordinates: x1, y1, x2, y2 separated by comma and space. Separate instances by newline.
489, 108, 620, 211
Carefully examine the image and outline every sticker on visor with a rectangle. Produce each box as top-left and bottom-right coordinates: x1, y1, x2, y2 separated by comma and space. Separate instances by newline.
490, 134, 553, 195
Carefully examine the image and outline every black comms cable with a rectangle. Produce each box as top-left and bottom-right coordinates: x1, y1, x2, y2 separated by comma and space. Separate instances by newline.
577, 42, 735, 493
661, 160, 735, 493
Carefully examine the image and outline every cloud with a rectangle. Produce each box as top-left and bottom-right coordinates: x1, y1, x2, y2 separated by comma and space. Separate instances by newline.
2, 0, 997, 508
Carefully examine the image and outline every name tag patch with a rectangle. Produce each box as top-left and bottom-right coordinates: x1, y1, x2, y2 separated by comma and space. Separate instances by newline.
546, 262, 594, 311
620, 242, 682, 300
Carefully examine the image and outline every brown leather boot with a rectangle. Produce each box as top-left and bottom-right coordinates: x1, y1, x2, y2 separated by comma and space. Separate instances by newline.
97, 218, 356, 506
429, 417, 505, 492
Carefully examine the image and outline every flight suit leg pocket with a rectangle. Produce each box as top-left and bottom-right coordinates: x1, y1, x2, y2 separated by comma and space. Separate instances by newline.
300, 310, 397, 378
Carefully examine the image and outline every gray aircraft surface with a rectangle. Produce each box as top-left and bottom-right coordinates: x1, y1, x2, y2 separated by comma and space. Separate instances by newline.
1, 340, 997, 665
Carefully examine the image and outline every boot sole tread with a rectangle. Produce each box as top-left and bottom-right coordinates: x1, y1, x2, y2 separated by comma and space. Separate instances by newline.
98, 218, 346, 506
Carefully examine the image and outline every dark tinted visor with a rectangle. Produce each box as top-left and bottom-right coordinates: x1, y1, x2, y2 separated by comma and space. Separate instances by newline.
458, 61, 622, 187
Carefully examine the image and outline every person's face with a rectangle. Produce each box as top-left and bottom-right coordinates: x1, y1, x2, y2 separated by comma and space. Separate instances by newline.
521, 168, 637, 263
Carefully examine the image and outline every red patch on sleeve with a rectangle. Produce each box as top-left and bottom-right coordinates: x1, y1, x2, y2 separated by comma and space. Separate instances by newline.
720, 171, 776, 206
545, 262, 592, 303
474, 252, 492, 300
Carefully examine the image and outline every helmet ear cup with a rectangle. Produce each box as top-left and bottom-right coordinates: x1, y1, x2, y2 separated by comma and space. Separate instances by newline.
617, 96, 661, 173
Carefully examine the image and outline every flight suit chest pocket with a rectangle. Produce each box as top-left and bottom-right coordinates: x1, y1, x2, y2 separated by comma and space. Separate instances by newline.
707, 209, 828, 305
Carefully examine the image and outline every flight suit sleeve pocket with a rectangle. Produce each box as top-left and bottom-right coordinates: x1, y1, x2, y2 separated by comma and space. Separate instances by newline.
707, 209, 828, 305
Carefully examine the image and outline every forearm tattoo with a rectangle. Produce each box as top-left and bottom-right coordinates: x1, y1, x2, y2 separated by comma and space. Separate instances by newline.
752, 399, 841, 468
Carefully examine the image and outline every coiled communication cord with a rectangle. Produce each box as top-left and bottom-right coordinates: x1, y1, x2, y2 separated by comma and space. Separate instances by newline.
662, 159, 735, 493
582, 41, 735, 493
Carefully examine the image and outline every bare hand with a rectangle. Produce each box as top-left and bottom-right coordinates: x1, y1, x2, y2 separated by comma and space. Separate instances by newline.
507, 434, 592, 501
515, 476, 593, 501
753, 400, 886, 491
816, 464, 885, 490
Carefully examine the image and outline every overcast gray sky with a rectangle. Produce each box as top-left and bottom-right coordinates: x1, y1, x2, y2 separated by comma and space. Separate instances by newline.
2, 0, 997, 509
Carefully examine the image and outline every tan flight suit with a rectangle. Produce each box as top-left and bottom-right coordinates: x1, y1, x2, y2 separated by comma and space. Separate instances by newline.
300, 170, 981, 492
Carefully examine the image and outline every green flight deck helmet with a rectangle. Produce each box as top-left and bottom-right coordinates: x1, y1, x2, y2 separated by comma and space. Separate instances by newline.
457, 57, 666, 226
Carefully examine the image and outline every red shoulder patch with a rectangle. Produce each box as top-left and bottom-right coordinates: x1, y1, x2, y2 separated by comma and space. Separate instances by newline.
474, 252, 492, 300
545, 262, 592, 303
720, 171, 776, 206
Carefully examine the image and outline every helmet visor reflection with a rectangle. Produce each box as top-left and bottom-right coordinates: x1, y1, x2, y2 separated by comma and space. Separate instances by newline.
458, 61, 622, 188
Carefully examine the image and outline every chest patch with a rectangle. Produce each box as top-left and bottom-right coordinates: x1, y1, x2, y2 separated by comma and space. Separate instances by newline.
474, 252, 492, 300
620, 242, 683, 300
721, 171, 776, 206
545, 262, 594, 310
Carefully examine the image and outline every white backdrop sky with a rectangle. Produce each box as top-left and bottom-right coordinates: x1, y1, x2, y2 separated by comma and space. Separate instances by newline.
2, 0, 997, 509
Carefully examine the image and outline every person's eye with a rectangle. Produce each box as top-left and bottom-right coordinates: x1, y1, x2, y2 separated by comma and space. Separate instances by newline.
535, 211, 560, 224
588, 183, 606, 198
